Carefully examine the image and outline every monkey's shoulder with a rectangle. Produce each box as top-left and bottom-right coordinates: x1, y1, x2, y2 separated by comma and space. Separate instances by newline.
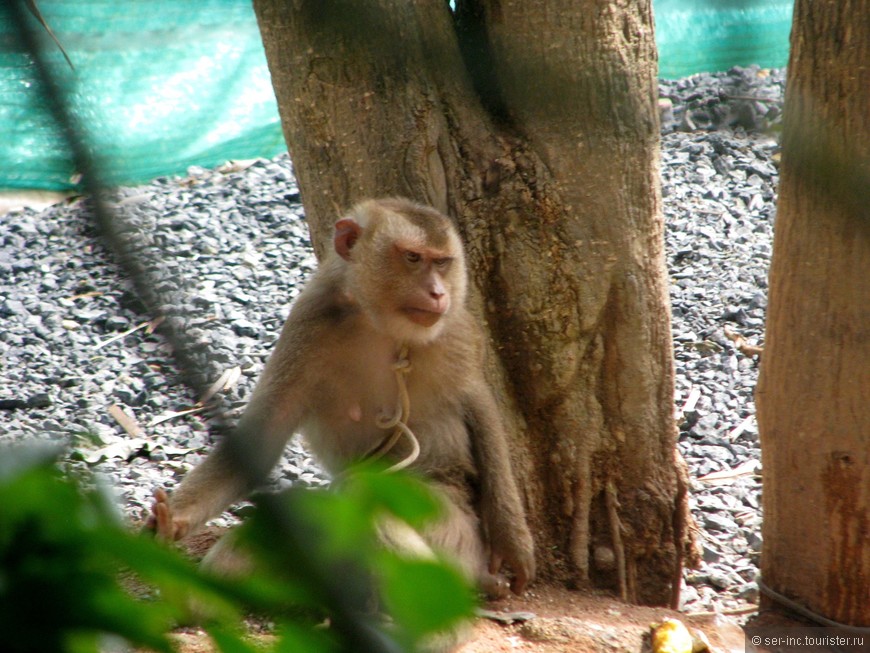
286, 264, 359, 327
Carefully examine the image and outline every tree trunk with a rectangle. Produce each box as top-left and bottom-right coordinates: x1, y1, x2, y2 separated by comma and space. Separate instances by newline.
756, 0, 870, 624
253, 0, 690, 605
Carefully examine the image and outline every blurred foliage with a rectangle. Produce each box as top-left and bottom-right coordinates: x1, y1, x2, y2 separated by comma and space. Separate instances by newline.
0, 448, 475, 653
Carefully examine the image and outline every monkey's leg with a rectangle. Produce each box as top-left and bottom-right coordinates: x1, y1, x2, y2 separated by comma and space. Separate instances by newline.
423, 483, 510, 599
200, 529, 253, 577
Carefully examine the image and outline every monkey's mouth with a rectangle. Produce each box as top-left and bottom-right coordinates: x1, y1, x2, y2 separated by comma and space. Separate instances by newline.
402, 307, 443, 327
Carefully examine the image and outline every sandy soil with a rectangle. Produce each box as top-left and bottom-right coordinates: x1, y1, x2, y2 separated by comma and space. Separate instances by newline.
165, 529, 755, 653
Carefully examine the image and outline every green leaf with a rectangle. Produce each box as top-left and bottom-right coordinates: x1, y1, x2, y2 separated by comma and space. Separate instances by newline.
342, 469, 443, 528
377, 556, 476, 641
273, 623, 341, 653
0, 454, 176, 653
244, 488, 376, 564
63, 632, 101, 653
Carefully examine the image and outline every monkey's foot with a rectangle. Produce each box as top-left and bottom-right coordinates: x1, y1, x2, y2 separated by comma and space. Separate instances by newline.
480, 572, 511, 600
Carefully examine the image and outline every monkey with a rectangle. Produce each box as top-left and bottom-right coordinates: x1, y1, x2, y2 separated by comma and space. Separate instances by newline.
147, 197, 535, 600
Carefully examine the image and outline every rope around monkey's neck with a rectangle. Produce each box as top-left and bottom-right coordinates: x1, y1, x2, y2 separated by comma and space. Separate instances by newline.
364, 344, 421, 472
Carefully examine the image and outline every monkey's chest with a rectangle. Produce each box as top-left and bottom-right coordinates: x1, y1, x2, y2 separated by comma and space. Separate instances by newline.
297, 331, 468, 474
299, 362, 407, 469
299, 359, 464, 474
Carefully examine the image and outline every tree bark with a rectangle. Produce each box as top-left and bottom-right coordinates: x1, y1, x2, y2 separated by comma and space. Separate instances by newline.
253, 0, 689, 605
756, 0, 870, 625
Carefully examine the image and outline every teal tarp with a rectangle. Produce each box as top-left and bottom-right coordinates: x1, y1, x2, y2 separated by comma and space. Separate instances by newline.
0, 1, 285, 190
0, 1, 793, 191
656, 0, 793, 79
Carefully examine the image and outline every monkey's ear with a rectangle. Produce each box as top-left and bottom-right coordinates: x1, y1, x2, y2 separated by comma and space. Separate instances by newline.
334, 218, 362, 261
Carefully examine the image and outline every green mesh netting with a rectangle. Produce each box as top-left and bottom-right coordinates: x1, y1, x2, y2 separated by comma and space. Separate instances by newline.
0, 0, 285, 190
656, 0, 793, 79
0, 0, 792, 191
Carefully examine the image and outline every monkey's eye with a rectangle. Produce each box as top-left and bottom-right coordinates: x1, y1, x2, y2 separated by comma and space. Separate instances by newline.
403, 251, 422, 264
434, 257, 453, 270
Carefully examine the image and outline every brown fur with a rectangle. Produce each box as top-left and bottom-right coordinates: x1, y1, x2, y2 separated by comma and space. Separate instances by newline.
148, 198, 535, 598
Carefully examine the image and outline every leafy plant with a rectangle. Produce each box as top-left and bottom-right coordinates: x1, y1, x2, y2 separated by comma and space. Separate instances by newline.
0, 448, 183, 652
0, 449, 475, 653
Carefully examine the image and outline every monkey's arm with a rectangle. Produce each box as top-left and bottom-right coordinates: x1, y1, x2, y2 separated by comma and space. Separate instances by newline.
149, 419, 298, 540
148, 276, 345, 541
149, 439, 249, 540
465, 386, 536, 594
149, 376, 304, 540
148, 270, 344, 540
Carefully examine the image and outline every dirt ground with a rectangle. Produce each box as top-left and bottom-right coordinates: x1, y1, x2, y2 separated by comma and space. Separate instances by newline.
465, 583, 750, 653
168, 531, 755, 653
165, 582, 848, 653
168, 584, 753, 652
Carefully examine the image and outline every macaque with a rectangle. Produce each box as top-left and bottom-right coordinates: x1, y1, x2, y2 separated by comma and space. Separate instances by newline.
148, 197, 535, 598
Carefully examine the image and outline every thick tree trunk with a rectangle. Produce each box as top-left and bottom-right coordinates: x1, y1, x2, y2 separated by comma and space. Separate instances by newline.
756, 0, 870, 624
254, 0, 689, 605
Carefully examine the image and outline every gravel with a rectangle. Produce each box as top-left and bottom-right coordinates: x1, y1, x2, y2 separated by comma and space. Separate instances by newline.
0, 65, 783, 615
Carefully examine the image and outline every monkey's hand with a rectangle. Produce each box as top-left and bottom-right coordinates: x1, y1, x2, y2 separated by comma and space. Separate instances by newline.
487, 520, 536, 595
144, 488, 190, 541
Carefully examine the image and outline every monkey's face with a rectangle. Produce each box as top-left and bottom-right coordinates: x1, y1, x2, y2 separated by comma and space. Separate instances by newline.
335, 200, 468, 345
359, 239, 463, 344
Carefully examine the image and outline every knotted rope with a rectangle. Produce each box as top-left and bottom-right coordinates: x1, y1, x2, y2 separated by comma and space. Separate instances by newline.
364, 345, 420, 472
